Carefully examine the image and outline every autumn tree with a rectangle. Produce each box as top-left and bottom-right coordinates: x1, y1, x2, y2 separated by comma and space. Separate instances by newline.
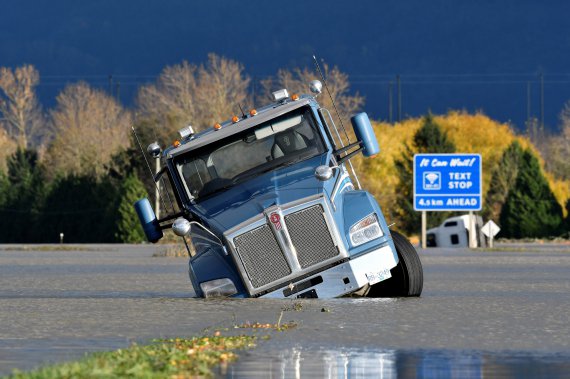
0, 65, 45, 148
136, 54, 250, 144
394, 114, 456, 234
43, 82, 131, 178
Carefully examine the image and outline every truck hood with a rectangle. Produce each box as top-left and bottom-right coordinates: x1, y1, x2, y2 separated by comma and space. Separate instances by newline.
191, 155, 327, 232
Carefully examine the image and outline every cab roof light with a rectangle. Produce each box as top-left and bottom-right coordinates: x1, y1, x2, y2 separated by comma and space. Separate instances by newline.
214, 123, 222, 130
249, 109, 257, 116
291, 93, 300, 101
232, 115, 239, 123
173, 140, 181, 147
178, 125, 194, 139
272, 89, 289, 102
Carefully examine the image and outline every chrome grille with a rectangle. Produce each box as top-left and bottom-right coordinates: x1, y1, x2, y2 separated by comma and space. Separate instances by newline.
285, 204, 339, 268
234, 225, 291, 288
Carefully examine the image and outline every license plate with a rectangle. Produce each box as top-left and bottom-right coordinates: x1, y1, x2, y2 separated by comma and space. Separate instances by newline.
365, 269, 392, 285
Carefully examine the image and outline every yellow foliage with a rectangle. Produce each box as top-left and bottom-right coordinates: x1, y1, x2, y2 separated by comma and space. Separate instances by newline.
357, 111, 570, 218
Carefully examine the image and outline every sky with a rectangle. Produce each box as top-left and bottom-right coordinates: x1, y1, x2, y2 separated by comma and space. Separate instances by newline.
1, 0, 570, 132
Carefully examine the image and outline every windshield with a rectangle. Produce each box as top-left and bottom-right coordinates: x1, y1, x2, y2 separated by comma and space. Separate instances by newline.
176, 106, 326, 201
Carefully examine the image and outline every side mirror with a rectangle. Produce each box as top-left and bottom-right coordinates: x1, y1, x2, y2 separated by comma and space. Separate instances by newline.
134, 198, 163, 243
172, 217, 191, 237
351, 112, 380, 157
315, 165, 334, 181
147, 142, 162, 158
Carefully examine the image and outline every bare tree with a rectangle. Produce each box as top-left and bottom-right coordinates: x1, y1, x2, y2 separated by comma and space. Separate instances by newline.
195, 53, 251, 127
136, 61, 198, 143
536, 101, 570, 181
0, 128, 17, 172
136, 54, 250, 145
260, 63, 365, 140
0, 65, 44, 148
43, 82, 131, 178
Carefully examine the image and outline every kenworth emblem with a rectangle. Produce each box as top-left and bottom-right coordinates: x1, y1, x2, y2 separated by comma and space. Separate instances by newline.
269, 212, 282, 230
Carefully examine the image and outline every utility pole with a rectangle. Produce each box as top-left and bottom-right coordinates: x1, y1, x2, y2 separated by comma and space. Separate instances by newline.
527, 81, 533, 139
396, 75, 402, 122
540, 71, 544, 134
115, 81, 121, 102
388, 81, 393, 123
108, 75, 113, 96
526, 81, 531, 127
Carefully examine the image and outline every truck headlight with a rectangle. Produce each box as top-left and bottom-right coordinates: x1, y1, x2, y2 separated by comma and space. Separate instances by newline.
349, 213, 383, 246
199, 278, 238, 298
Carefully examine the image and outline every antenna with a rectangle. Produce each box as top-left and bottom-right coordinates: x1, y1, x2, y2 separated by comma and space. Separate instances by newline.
238, 103, 247, 118
312, 55, 352, 144
131, 125, 170, 213
132, 125, 193, 258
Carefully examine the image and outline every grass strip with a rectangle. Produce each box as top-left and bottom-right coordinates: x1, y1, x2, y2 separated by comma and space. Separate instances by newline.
7, 334, 256, 379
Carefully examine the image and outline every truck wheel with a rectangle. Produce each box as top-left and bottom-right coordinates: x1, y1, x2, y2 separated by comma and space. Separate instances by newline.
367, 231, 423, 297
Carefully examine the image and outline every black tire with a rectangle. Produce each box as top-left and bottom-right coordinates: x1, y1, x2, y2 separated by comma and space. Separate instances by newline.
367, 230, 423, 297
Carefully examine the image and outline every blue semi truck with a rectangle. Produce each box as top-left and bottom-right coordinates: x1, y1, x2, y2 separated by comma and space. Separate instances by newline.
135, 81, 423, 299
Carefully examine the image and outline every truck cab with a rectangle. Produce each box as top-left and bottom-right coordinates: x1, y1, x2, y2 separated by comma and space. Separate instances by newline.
135, 83, 423, 299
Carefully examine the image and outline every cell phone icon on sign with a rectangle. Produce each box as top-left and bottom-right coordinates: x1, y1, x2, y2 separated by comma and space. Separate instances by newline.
423, 172, 441, 190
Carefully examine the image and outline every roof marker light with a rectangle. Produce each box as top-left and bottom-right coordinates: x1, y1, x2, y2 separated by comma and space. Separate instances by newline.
214, 123, 222, 130
232, 115, 239, 123
249, 109, 257, 116
178, 125, 194, 139
173, 140, 181, 148
272, 89, 289, 101
291, 93, 300, 101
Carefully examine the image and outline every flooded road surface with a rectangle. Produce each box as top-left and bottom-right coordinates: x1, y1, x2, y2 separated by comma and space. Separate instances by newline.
1, 243, 569, 378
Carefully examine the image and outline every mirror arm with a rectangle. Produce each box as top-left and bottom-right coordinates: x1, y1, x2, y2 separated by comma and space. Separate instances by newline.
156, 210, 185, 224
335, 141, 364, 165
334, 140, 362, 156
153, 166, 168, 182
160, 222, 174, 230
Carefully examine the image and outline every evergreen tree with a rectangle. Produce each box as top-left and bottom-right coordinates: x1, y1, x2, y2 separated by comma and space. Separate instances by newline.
500, 149, 563, 238
36, 175, 119, 243
115, 174, 148, 243
0, 172, 9, 208
484, 141, 524, 221
394, 114, 456, 234
0, 149, 46, 242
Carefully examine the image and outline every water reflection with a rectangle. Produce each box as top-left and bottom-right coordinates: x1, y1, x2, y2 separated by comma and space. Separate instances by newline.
224, 347, 569, 379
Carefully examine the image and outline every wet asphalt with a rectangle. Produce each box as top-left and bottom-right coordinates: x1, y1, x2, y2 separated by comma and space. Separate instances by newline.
0, 243, 569, 378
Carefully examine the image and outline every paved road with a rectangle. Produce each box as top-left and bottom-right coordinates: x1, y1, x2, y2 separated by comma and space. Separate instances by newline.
1, 243, 569, 377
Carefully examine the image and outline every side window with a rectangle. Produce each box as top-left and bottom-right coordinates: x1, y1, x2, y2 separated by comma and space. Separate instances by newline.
182, 159, 210, 197
444, 221, 458, 227
450, 234, 459, 245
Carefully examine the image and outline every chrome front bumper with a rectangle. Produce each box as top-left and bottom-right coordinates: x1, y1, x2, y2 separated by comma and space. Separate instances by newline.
260, 243, 398, 299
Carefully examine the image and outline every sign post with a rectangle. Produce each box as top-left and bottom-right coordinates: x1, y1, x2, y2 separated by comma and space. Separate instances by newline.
482, 220, 501, 248
414, 154, 482, 247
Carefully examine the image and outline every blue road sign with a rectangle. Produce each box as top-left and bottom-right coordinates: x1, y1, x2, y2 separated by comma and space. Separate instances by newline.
413, 154, 482, 211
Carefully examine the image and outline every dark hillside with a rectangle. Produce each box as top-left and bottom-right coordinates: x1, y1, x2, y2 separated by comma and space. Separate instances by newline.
1, 0, 569, 129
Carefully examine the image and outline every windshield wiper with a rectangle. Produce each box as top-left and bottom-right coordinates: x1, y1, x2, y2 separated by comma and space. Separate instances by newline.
197, 183, 235, 200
